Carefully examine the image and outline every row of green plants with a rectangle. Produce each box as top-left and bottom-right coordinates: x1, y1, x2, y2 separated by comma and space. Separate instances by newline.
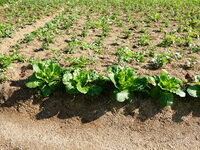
0, 52, 25, 80
26, 60, 200, 106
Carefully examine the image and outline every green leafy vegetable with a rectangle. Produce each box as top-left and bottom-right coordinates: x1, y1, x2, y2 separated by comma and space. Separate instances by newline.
63, 69, 103, 96
149, 70, 185, 106
26, 60, 63, 97
187, 75, 200, 98
108, 65, 148, 102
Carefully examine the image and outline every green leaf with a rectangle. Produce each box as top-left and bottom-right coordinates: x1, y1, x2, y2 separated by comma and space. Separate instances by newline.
159, 91, 174, 106
132, 77, 148, 91
26, 81, 43, 88
148, 76, 157, 86
174, 88, 186, 97
195, 75, 200, 85
63, 72, 73, 83
155, 69, 185, 97
114, 90, 133, 102
41, 85, 52, 97
27, 60, 63, 97
187, 85, 200, 98
108, 65, 137, 90
150, 86, 160, 99
76, 83, 90, 94
32, 63, 41, 72
88, 85, 103, 96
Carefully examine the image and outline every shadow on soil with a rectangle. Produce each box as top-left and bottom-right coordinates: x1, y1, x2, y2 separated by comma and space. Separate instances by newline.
1, 78, 200, 123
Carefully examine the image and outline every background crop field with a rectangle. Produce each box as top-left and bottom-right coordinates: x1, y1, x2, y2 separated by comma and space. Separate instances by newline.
0, 0, 200, 149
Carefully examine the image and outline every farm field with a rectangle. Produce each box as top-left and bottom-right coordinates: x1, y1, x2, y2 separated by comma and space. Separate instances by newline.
0, 0, 200, 149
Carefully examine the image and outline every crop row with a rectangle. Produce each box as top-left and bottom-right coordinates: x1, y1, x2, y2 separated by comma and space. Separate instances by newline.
0, 0, 68, 40
26, 60, 200, 106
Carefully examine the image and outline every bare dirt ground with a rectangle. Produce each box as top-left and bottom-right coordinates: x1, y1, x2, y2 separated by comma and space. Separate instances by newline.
1, 95, 200, 150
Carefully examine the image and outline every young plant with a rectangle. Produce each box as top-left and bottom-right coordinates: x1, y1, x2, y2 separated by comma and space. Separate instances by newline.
116, 47, 133, 63
159, 35, 176, 47
151, 53, 171, 69
138, 34, 150, 46
26, 60, 63, 97
190, 45, 200, 53
123, 28, 132, 39
146, 46, 157, 57
62, 69, 103, 96
0, 54, 13, 69
187, 76, 200, 98
108, 66, 148, 102
184, 37, 193, 47
144, 13, 161, 23
0, 53, 25, 80
183, 56, 197, 70
65, 56, 92, 69
133, 52, 145, 62
0, 23, 13, 38
149, 70, 186, 106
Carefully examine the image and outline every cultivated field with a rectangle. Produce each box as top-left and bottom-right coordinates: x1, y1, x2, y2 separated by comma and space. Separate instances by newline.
0, 0, 200, 149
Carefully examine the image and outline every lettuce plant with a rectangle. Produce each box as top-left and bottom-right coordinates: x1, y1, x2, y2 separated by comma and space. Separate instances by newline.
107, 66, 148, 102
26, 60, 63, 97
62, 69, 103, 96
116, 47, 133, 63
187, 76, 200, 98
149, 70, 186, 106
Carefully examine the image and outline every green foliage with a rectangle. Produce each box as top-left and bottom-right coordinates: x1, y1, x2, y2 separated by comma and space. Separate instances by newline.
159, 35, 177, 47
191, 45, 200, 53
65, 56, 92, 69
8, 0, 199, 107
25, 59, 200, 106
138, 34, 150, 46
149, 70, 185, 106
123, 28, 132, 39
151, 53, 171, 69
187, 76, 200, 98
26, 60, 63, 97
0, 23, 13, 38
116, 47, 133, 63
0, 54, 13, 69
63, 69, 103, 96
108, 66, 148, 102
132, 52, 145, 62
116, 47, 145, 63
0, 53, 25, 80
144, 13, 161, 23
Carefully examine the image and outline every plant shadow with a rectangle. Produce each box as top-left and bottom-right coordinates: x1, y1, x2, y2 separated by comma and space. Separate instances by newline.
171, 96, 200, 122
2, 78, 200, 123
1, 79, 34, 107
35, 91, 126, 123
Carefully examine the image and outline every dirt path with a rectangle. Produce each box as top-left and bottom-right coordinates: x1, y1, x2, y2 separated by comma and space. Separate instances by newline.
0, 8, 64, 55
1, 107, 200, 150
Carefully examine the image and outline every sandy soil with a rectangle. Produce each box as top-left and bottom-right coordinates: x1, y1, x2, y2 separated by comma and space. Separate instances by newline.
1, 97, 200, 150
